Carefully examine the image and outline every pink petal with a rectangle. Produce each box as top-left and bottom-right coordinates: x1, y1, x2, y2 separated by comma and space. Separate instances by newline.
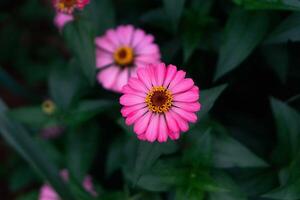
168, 70, 186, 89
120, 94, 145, 106
131, 29, 146, 48
171, 107, 198, 123
163, 65, 177, 88
97, 66, 120, 90
113, 68, 129, 92
125, 108, 148, 125
170, 78, 194, 94
122, 85, 146, 97
54, 12, 73, 30
169, 110, 189, 132
165, 111, 180, 133
145, 114, 159, 142
39, 185, 60, 200
147, 64, 158, 86
121, 103, 147, 117
95, 37, 115, 52
137, 67, 152, 89
127, 77, 148, 93
138, 133, 147, 140
134, 112, 152, 135
136, 44, 160, 55
96, 49, 113, 68
122, 25, 134, 45
173, 86, 199, 103
83, 176, 97, 197
168, 131, 180, 140
157, 114, 168, 142
156, 63, 166, 86
106, 29, 121, 47
173, 102, 201, 112
135, 54, 160, 63
135, 35, 154, 52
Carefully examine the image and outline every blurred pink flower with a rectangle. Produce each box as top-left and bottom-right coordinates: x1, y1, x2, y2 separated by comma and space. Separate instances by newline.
41, 125, 64, 139
54, 12, 74, 30
39, 170, 97, 200
120, 63, 201, 142
52, 0, 90, 14
95, 25, 161, 93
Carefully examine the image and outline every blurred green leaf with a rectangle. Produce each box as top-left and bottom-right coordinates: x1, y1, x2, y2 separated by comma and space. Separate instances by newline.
82, 0, 115, 35
137, 160, 181, 192
132, 140, 178, 185
67, 100, 117, 125
9, 165, 36, 192
233, 0, 300, 11
262, 44, 289, 83
8, 106, 50, 127
214, 9, 269, 80
270, 97, 300, 163
106, 137, 125, 176
49, 62, 84, 110
213, 133, 268, 168
183, 128, 213, 167
67, 125, 100, 181
16, 191, 39, 200
209, 171, 247, 200
175, 187, 205, 200
0, 99, 76, 200
265, 13, 300, 44
198, 84, 227, 120
163, 0, 186, 32
63, 19, 96, 85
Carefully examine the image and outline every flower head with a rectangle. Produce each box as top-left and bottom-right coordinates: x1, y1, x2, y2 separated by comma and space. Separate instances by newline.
42, 100, 56, 115
120, 63, 201, 142
53, 0, 90, 14
95, 25, 161, 93
39, 170, 97, 200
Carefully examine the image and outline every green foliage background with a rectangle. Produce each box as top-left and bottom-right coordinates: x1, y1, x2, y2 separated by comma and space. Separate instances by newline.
0, 0, 300, 199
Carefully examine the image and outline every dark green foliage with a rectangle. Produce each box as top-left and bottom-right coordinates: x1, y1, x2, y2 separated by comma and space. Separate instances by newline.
0, 0, 300, 199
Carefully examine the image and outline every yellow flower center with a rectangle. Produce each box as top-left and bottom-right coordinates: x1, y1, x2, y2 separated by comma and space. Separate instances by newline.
145, 86, 173, 113
56, 0, 77, 13
113, 46, 134, 66
42, 100, 56, 115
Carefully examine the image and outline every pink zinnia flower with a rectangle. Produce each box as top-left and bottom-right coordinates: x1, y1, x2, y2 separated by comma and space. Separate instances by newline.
95, 25, 161, 92
53, 0, 90, 14
120, 63, 201, 142
39, 170, 97, 200
54, 12, 74, 30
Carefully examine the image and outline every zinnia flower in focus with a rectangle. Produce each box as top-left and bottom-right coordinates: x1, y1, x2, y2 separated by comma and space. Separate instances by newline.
39, 170, 97, 200
53, 0, 90, 14
95, 25, 161, 92
54, 12, 74, 30
120, 63, 201, 142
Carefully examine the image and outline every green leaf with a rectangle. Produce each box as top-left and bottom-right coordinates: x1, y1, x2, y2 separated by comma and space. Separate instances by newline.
67, 100, 117, 125
163, 0, 186, 32
183, 128, 213, 167
63, 19, 96, 84
67, 125, 100, 181
106, 138, 125, 176
49, 63, 84, 110
265, 13, 300, 44
132, 140, 178, 185
0, 99, 76, 200
175, 187, 205, 200
213, 133, 268, 168
8, 106, 50, 127
198, 84, 227, 120
209, 171, 247, 200
214, 9, 269, 80
9, 165, 36, 192
137, 161, 181, 192
16, 191, 39, 200
82, 0, 115, 35
262, 44, 289, 83
270, 97, 300, 163
233, 0, 300, 11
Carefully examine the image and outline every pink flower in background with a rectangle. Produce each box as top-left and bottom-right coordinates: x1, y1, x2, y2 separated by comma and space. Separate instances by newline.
54, 12, 74, 30
41, 125, 64, 139
39, 170, 97, 200
120, 63, 201, 142
53, 0, 90, 14
95, 25, 161, 92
